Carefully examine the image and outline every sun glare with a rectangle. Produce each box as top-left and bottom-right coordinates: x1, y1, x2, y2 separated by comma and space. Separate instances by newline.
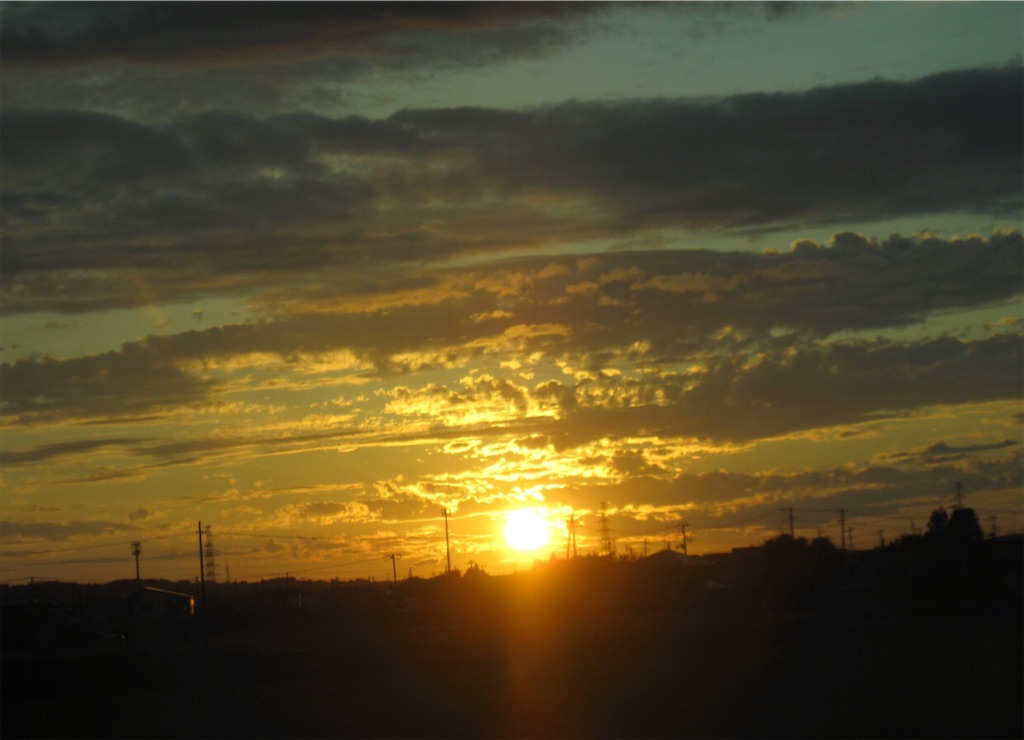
504, 508, 552, 552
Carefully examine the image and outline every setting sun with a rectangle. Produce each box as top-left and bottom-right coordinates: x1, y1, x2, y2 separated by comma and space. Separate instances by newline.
504, 509, 552, 552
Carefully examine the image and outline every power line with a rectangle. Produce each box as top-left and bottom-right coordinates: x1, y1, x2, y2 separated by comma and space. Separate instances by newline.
254, 555, 383, 580
218, 531, 325, 541
1, 531, 188, 557
2, 540, 141, 557
633, 521, 682, 536
698, 510, 785, 530
9, 528, 337, 556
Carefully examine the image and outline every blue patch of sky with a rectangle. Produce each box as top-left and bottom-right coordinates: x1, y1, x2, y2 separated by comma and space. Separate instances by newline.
338, 2, 1023, 119
2, 296, 255, 362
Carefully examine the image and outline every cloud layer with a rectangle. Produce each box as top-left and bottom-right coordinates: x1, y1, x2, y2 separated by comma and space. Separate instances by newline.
3, 66, 1021, 314
1, 3, 1020, 581
4, 232, 1020, 461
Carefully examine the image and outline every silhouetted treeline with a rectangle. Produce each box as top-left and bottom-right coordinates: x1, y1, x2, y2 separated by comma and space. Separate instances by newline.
3, 508, 1021, 647
869, 507, 1019, 603
3, 514, 1022, 740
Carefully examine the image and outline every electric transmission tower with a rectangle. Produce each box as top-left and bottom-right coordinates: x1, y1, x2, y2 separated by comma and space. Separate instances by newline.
599, 502, 614, 555
780, 507, 794, 538
565, 511, 579, 559
442, 507, 451, 574
204, 525, 217, 585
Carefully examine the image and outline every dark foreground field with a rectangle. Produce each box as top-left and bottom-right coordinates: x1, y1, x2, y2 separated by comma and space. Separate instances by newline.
3, 599, 1021, 739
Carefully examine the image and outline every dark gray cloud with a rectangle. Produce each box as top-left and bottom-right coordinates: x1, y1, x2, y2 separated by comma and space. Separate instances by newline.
0, 348, 214, 424
0, 2, 598, 65
0, 107, 374, 281
0, 2, 852, 123
515, 230, 1023, 351
0, 518, 138, 542
4, 320, 1019, 454
0, 21, 591, 124
442, 64, 1023, 229
0, 2, 823, 70
1, 438, 147, 466
880, 439, 1019, 465
3, 230, 1020, 430
0, 4, 592, 121
3, 65, 1019, 311
128, 508, 151, 522
520, 332, 1024, 447
575, 453, 1024, 533
277, 500, 375, 525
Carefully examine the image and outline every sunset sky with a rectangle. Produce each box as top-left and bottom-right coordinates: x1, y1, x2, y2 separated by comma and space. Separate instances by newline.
2, 1, 1022, 585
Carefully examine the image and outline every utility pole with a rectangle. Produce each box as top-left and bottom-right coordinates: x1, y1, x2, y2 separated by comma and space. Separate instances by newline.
388, 553, 399, 584
780, 508, 794, 538
643, 538, 648, 558
131, 541, 142, 592
847, 526, 855, 551
878, 530, 885, 548
442, 508, 451, 574
679, 521, 689, 555
197, 521, 206, 600
838, 509, 847, 551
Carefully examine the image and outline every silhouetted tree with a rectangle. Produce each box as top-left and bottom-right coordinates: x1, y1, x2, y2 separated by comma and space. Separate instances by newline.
810, 535, 840, 558
947, 507, 983, 544
875, 506, 997, 602
926, 506, 984, 546
927, 506, 950, 537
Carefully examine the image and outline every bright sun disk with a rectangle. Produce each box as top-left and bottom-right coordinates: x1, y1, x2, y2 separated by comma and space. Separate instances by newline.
504, 508, 551, 552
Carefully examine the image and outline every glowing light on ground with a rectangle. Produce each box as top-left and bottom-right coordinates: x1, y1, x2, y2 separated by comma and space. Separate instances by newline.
504, 508, 552, 551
